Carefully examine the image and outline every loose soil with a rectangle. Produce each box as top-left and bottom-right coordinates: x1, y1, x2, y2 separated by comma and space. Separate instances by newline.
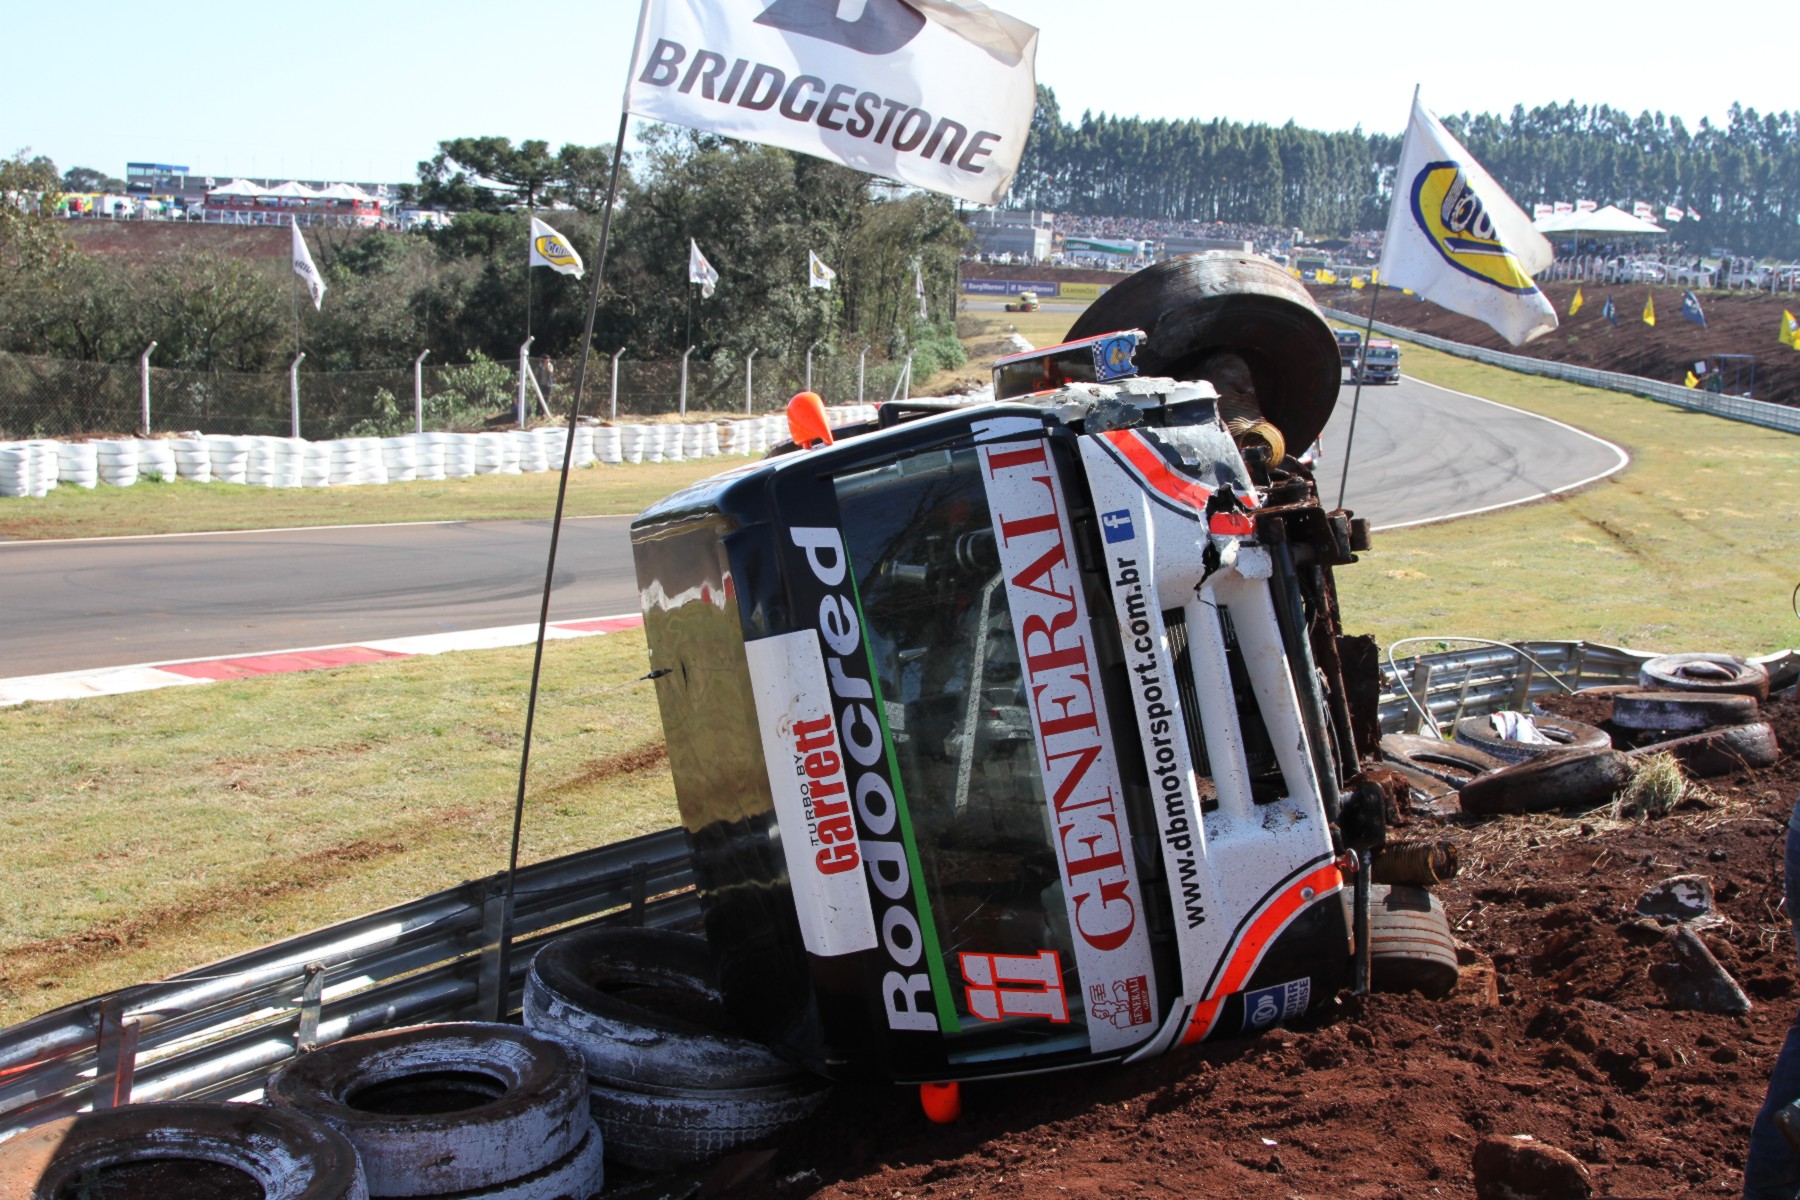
1326, 282, 1800, 409
728, 694, 1800, 1199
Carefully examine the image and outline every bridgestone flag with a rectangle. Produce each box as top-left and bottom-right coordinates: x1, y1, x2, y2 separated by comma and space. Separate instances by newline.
529, 217, 585, 278
625, 0, 1039, 205
1378, 91, 1556, 346
291, 218, 326, 311
689, 238, 720, 298
807, 249, 836, 289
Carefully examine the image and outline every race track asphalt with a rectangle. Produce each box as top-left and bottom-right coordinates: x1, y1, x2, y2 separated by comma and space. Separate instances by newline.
1, 374, 1625, 677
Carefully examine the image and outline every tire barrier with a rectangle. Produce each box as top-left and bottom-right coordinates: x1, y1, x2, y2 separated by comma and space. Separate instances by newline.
1457, 748, 1636, 816
0, 406, 883, 499
1610, 690, 1760, 733
0, 1101, 370, 1200
266, 1022, 602, 1200
1367, 884, 1460, 999
1638, 652, 1772, 702
522, 927, 830, 1172
1451, 713, 1611, 764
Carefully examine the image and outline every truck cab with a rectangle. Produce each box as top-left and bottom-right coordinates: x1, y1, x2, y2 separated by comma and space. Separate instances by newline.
1355, 340, 1401, 385
631, 327, 1377, 1085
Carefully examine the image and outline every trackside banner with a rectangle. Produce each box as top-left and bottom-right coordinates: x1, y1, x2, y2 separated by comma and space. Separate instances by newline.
624, 0, 1039, 205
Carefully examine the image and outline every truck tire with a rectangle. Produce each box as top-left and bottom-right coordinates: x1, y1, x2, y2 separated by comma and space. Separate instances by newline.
1367, 884, 1459, 999
1452, 714, 1611, 764
1457, 749, 1635, 816
1638, 653, 1770, 701
1065, 252, 1342, 451
523, 927, 799, 1090
0, 1102, 368, 1200
421, 1123, 604, 1200
586, 1077, 831, 1172
266, 1023, 587, 1198
1379, 733, 1505, 787
1630, 721, 1781, 778
1609, 690, 1759, 732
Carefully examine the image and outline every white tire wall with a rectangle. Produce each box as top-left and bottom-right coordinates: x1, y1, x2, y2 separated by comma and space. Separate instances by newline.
59, 440, 99, 488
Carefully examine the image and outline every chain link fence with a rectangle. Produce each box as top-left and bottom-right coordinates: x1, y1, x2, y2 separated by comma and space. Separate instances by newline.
0, 349, 914, 441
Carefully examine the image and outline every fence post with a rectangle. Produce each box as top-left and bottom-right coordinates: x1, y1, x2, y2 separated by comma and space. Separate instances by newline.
610, 348, 624, 422
903, 352, 913, 401
858, 347, 868, 405
413, 349, 430, 435
516, 337, 535, 427
806, 342, 820, 393
745, 348, 758, 414
679, 345, 694, 417
289, 353, 306, 440
138, 341, 157, 436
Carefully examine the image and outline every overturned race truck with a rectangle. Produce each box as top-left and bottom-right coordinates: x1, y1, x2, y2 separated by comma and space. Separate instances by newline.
629, 254, 1391, 1089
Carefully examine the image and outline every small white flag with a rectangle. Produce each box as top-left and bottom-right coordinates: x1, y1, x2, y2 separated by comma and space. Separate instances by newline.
1378, 90, 1555, 346
529, 217, 585, 278
807, 249, 837, 290
915, 260, 928, 320
291, 217, 326, 311
689, 238, 719, 298
625, 0, 1039, 206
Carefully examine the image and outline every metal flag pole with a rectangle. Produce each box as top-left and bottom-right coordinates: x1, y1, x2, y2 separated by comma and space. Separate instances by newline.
1334, 281, 1383, 511
494, 111, 632, 1019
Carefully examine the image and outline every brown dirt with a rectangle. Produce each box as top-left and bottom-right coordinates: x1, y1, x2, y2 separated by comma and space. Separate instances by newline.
1324, 282, 1800, 409
730, 694, 1800, 1199
537, 742, 669, 798
61, 220, 294, 264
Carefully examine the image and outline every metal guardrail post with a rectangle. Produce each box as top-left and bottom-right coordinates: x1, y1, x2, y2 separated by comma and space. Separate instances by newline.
478, 883, 508, 1022
138, 342, 157, 437
296, 962, 326, 1053
610, 349, 624, 422
94, 998, 140, 1111
516, 338, 535, 428
858, 347, 868, 405
745, 348, 758, 414
412, 349, 430, 435
679, 346, 694, 417
1511, 658, 1537, 709
1403, 659, 1433, 734
288, 353, 305, 440
629, 862, 649, 925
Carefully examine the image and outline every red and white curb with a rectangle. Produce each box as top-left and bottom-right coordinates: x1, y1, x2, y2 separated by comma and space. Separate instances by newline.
0, 614, 645, 708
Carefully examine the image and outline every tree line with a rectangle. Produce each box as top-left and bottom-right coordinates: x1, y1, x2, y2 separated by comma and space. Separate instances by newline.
1008, 88, 1800, 258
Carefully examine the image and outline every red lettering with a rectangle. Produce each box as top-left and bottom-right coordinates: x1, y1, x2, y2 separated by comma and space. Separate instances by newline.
984, 442, 1048, 473
1044, 741, 1102, 810
1058, 806, 1125, 879
817, 843, 860, 874
1007, 540, 1072, 603
793, 715, 835, 753
817, 814, 856, 844
1072, 876, 1137, 950
1020, 608, 1084, 676
803, 748, 841, 779
1032, 675, 1097, 736
807, 776, 849, 819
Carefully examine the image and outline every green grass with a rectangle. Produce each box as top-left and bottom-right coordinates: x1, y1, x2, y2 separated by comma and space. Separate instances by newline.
0, 459, 740, 541
0, 630, 674, 1026
1332, 339, 1800, 656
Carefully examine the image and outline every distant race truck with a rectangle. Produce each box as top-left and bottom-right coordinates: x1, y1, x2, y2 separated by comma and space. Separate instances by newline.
630, 254, 1394, 1086
1005, 290, 1040, 313
1354, 339, 1401, 385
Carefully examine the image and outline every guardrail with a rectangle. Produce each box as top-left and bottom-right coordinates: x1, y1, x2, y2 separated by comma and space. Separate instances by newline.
1374, 639, 1650, 734
0, 827, 697, 1141
1319, 305, 1800, 437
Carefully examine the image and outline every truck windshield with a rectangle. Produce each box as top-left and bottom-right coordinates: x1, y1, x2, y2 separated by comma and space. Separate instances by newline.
833, 444, 1129, 1063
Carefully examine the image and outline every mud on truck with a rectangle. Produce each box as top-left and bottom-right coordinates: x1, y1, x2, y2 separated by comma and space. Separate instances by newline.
630, 253, 1392, 1089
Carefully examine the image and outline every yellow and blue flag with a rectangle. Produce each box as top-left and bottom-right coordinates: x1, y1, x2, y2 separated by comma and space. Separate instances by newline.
1680, 291, 1705, 328
1781, 310, 1799, 348
1602, 296, 1618, 326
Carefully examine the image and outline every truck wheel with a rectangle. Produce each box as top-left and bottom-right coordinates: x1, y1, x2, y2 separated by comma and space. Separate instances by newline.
1457, 749, 1635, 816
1379, 733, 1505, 788
266, 1022, 587, 1198
1065, 252, 1342, 451
1630, 721, 1780, 778
0, 1102, 367, 1200
1638, 653, 1771, 701
1452, 714, 1611, 764
420, 1122, 605, 1200
585, 1077, 831, 1172
1609, 690, 1759, 732
1367, 884, 1459, 999
523, 927, 800, 1091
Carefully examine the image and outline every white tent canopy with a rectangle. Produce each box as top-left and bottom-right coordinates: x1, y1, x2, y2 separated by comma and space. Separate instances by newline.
263, 180, 320, 199
1534, 204, 1665, 236
207, 178, 266, 197
316, 182, 374, 201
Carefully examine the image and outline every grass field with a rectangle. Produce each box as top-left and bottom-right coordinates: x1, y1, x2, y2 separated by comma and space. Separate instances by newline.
2, 307, 1797, 1024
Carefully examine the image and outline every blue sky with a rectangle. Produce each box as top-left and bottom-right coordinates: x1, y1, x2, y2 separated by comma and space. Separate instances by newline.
4, 0, 1783, 187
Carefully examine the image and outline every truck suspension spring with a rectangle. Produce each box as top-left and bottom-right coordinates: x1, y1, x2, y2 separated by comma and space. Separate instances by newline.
1370, 839, 1461, 886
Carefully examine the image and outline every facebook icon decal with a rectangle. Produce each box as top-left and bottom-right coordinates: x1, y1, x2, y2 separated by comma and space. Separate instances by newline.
1100, 509, 1135, 544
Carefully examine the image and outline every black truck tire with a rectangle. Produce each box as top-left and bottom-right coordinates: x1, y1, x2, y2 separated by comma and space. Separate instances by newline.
1367, 884, 1460, 999
1379, 733, 1505, 788
1452, 714, 1611, 765
1609, 690, 1759, 732
1457, 749, 1635, 816
586, 1077, 831, 1172
0, 1102, 368, 1200
523, 927, 799, 1091
266, 1022, 587, 1198
1630, 721, 1781, 778
1065, 253, 1342, 451
1638, 653, 1771, 701
421, 1123, 605, 1200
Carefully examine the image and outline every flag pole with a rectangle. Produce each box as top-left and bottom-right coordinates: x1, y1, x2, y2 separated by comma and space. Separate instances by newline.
494, 110, 632, 1019
1334, 281, 1383, 510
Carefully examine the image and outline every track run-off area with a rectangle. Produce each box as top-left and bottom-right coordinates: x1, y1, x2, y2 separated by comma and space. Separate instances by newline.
1, 373, 1626, 679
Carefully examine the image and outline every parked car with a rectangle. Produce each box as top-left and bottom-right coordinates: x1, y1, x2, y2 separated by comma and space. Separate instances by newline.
1672, 264, 1716, 288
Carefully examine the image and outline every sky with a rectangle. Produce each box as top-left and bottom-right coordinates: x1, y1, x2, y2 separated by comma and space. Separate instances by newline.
4, 0, 1786, 188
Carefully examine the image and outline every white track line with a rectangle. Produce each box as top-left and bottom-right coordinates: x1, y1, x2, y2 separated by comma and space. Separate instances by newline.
0, 513, 624, 548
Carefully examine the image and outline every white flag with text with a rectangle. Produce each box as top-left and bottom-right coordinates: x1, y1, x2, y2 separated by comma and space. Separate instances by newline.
291, 218, 326, 311
807, 249, 837, 289
625, 0, 1039, 205
689, 238, 720, 298
1378, 91, 1555, 346
529, 217, 585, 277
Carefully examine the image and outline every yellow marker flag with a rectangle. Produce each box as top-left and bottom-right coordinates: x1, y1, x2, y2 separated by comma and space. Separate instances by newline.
1569, 287, 1584, 316
1350, 277, 1365, 290
1684, 370, 1698, 388
1371, 267, 1380, 285
1781, 310, 1798, 348
1642, 294, 1656, 326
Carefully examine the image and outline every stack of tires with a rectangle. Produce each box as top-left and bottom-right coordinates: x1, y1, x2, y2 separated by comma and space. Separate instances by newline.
265, 1023, 605, 1199
523, 927, 831, 1172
